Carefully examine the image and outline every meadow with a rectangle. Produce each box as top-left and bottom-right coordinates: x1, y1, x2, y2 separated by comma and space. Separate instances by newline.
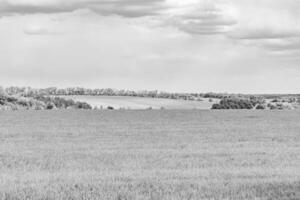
0, 110, 300, 200
58, 95, 217, 110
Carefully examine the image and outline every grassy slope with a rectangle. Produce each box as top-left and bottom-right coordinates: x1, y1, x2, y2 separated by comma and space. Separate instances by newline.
59, 95, 217, 110
0, 110, 300, 199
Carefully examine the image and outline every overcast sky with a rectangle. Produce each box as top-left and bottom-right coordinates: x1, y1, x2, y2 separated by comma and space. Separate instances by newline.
1, 0, 300, 93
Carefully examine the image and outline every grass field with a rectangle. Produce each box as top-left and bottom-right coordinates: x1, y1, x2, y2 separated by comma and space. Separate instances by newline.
58, 95, 217, 110
0, 110, 300, 200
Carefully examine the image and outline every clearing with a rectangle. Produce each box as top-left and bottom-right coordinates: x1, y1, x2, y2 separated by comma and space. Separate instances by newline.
57, 95, 217, 110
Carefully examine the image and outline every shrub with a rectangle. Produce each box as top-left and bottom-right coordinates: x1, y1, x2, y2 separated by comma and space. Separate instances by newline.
256, 104, 265, 110
211, 104, 222, 109
6, 96, 18, 103
211, 98, 255, 109
107, 106, 114, 110
2, 102, 18, 110
34, 101, 46, 110
0, 93, 92, 110
46, 102, 56, 110
74, 102, 92, 109
0, 98, 5, 105
16, 98, 30, 107
33, 95, 91, 109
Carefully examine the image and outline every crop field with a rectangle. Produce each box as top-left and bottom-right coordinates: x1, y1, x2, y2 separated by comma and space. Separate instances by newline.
58, 95, 217, 110
0, 110, 300, 200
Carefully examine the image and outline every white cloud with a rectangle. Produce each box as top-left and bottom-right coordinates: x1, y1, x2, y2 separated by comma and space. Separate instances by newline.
0, 0, 165, 17
162, 0, 237, 34
2, 0, 299, 41
228, 1, 300, 39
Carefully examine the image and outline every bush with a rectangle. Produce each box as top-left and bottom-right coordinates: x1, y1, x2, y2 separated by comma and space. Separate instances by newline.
256, 104, 265, 110
46, 102, 56, 110
107, 106, 114, 110
33, 101, 46, 110
0, 93, 92, 110
0, 98, 5, 105
267, 102, 293, 110
2, 102, 18, 110
211, 104, 222, 109
6, 96, 18, 103
211, 98, 255, 109
33, 95, 91, 109
16, 98, 30, 107
75, 102, 92, 109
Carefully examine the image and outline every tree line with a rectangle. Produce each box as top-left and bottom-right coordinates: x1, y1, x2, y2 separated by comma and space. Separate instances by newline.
3, 86, 203, 100
3, 86, 275, 101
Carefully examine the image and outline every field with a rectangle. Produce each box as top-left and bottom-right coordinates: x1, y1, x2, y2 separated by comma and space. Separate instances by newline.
0, 110, 300, 200
58, 95, 217, 110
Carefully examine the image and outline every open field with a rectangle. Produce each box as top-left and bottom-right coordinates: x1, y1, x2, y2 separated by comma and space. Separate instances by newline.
0, 110, 300, 199
58, 95, 217, 110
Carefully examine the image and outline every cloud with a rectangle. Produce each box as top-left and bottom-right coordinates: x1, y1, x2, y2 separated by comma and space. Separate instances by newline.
229, 28, 300, 40
88, 0, 165, 17
165, 6, 236, 34
23, 25, 61, 35
227, 16, 300, 41
0, 0, 239, 37
2, 0, 300, 58
256, 38, 300, 54
222, 0, 300, 53
1, 0, 300, 40
160, 0, 237, 35
0, 0, 164, 17
2, 0, 300, 53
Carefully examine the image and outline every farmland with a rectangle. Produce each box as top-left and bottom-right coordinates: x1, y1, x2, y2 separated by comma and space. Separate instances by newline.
0, 110, 300, 199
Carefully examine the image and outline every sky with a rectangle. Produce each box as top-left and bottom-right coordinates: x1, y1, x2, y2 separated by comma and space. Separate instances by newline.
0, 0, 300, 93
